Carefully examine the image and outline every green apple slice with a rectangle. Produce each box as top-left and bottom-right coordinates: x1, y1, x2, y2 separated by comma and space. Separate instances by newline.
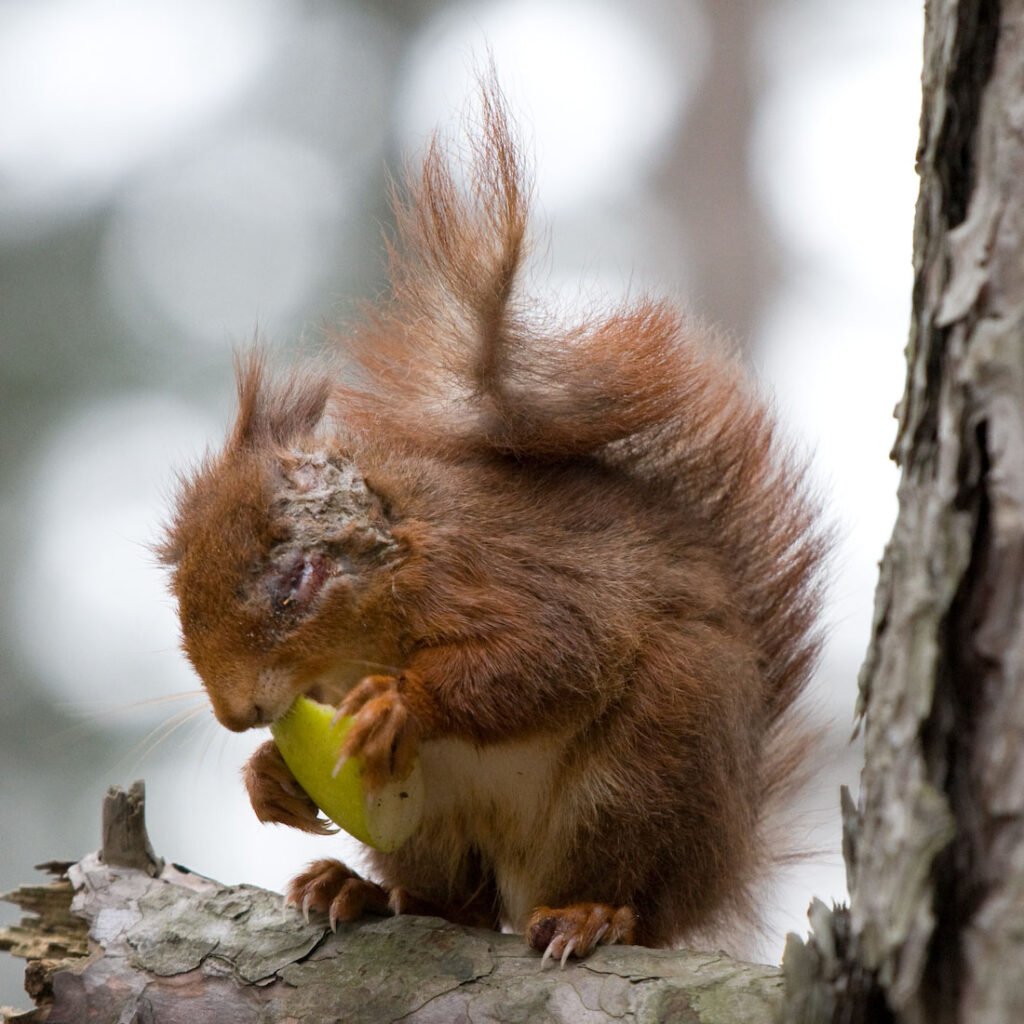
270, 696, 424, 853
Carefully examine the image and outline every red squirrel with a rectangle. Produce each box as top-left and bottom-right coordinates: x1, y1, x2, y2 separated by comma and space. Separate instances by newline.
161, 82, 827, 963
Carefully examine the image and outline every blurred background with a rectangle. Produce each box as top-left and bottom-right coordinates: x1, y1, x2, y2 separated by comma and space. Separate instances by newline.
0, 0, 921, 1004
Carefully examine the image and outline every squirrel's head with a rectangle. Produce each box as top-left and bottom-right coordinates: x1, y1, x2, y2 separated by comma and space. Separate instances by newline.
160, 355, 403, 731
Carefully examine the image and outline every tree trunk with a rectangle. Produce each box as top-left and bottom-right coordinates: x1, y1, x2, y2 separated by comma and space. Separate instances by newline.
781, 0, 1024, 1020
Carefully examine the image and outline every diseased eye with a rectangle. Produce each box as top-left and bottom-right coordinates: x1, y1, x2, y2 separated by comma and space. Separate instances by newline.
267, 552, 329, 614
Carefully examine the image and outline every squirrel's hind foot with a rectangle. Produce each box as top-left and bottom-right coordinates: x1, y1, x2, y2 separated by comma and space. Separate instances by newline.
527, 903, 637, 967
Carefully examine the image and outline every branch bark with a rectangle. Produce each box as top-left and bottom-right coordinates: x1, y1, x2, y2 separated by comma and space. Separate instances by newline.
1, 784, 784, 1024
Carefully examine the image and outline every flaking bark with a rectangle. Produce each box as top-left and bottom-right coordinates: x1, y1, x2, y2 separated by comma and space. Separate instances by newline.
781, 0, 1024, 1020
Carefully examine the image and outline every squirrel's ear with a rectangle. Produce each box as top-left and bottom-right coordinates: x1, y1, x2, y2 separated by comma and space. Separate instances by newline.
231, 349, 331, 450
231, 348, 268, 448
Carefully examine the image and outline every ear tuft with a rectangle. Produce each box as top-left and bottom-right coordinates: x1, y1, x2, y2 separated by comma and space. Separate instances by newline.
230, 349, 331, 450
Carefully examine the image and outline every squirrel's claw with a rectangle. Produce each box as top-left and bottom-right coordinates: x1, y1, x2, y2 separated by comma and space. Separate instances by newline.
337, 675, 420, 791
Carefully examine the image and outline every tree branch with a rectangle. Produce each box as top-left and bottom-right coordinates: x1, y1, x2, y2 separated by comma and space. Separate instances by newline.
2, 784, 784, 1024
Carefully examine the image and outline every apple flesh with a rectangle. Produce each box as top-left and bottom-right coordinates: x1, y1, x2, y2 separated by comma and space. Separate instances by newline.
270, 696, 424, 852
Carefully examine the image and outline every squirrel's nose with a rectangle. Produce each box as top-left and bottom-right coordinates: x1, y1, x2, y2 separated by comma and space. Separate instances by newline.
208, 667, 295, 730
215, 702, 262, 732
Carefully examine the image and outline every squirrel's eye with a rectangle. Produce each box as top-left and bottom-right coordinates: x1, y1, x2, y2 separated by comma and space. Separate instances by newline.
267, 553, 328, 613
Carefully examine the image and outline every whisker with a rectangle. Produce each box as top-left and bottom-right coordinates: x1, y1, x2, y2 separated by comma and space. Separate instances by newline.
197, 717, 227, 775
41, 693, 204, 751
146, 705, 210, 758
113, 704, 210, 777
328, 658, 405, 676
56, 690, 207, 725
180, 705, 214, 746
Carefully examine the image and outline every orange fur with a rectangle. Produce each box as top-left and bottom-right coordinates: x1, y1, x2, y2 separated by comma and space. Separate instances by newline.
161, 80, 827, 955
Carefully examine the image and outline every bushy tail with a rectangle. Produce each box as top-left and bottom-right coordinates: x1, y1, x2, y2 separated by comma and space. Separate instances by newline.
337, 80, 704, 459
334, 74, 827, 733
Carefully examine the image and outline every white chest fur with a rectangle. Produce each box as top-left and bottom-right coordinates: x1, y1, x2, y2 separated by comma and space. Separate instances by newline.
417, 734, 567, 927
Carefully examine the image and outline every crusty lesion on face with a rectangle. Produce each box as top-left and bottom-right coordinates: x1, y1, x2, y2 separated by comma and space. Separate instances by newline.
271, 450, 398, 555
254, 450, 403, 616
197, 446, 399, 629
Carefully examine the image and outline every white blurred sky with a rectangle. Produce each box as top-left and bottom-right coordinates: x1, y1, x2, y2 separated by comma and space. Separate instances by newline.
0, 0, 923, 976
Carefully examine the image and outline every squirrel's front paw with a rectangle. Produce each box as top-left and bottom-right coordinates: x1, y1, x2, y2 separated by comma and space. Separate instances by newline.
334, 674, 419, 791
244, 739, 334, 835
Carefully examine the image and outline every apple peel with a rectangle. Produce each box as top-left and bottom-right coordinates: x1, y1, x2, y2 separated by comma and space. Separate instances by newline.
270, 696, 424, 852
